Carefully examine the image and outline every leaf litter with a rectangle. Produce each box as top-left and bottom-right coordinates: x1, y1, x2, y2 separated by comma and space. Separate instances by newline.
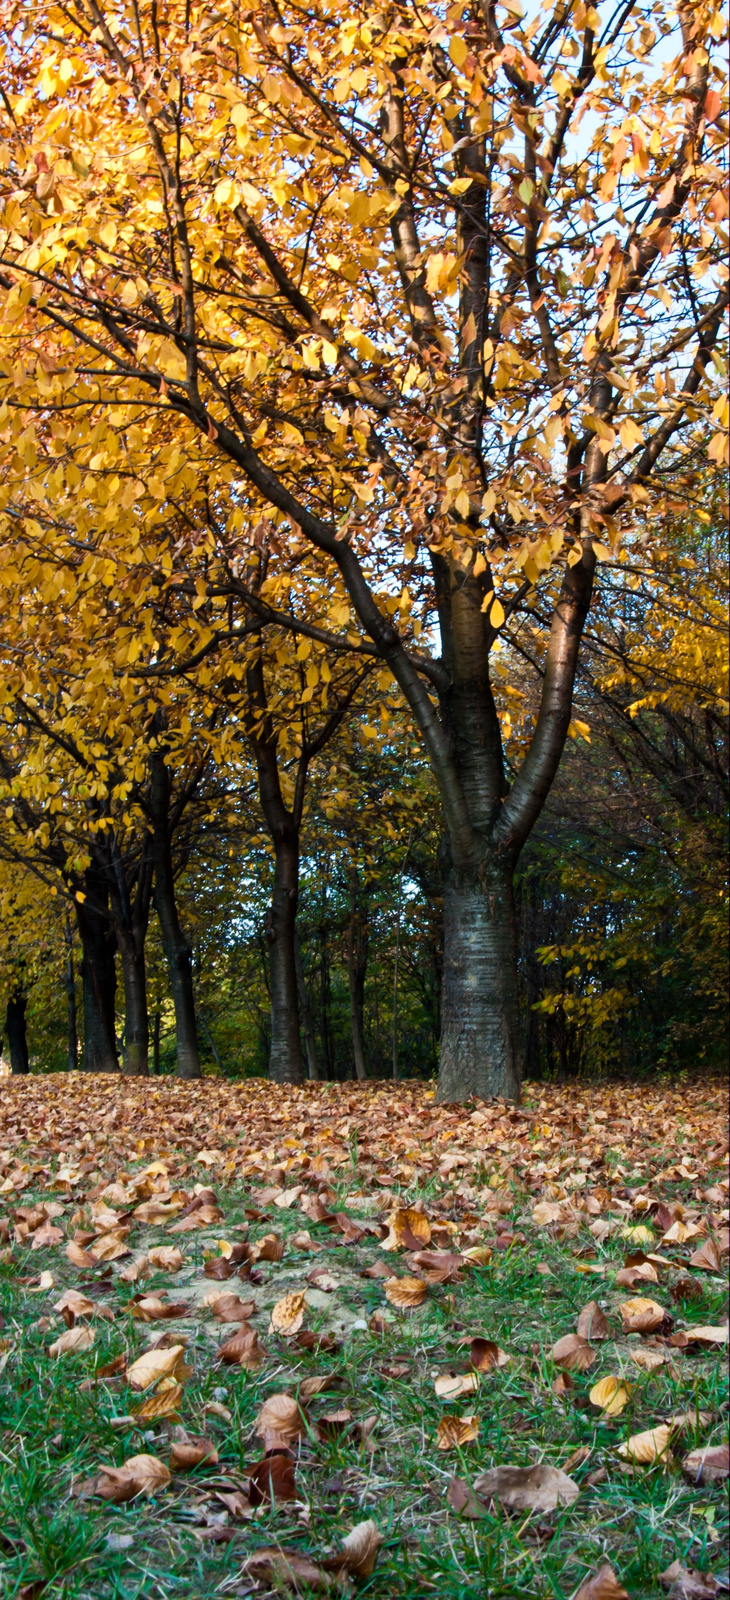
0, 1076, 726, 1597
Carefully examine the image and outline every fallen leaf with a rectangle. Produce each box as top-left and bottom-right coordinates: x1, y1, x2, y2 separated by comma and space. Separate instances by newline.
248, 1232, 285, 1263
326, 1519, 384, 1578
474, 1462, 580, 1513
147, 1247, 185, 1272
461, 1246, 493, 1267
406, 1250, 464, 1283
577, 1301, 610, 1341
552, 1334, 597, 1372
306, 1267, 340, 1292
436, 1415, 480, 1450
28, 1269, 54, 1293
681, 1444, 729, 1484
384, 1275, 428, 1308
532, 1201, 563, 1226
66, 1241, 94, 1269
53, 1288, 96, 1323
671, 1324, 728, 1347
270, 1291, 307, 1336
169, 1438, 218, 1471
689, 1239, 721, 1272
619, 1297, 670, 1334
128, 1294, 188, 1323
291, 1229, 322, 1253
239, 1550, 338, 1594
300, 1373, 340, 1401
589, 1376, 631, 1415
466, 1337, 510, 1371
208, 1293, 256, 1322
126, 1344, 187, 1392
131, 1380, 184, 1420
295, 1330, 339, 1354
617, 1423, 672, 1464
630, 1347, 668, 1372
447, 1476, 486, 1518
255, 1393, 307, 1451
552, 1372, 573, 1397
659, 1561, 721, 1599
94, 1454, 171, 1502
217, 1326, 265, 1370
48, 1326, 95, 1357
434, 1371, 480, 1400
248, 1450, 298, 1505
572, 1562, 630, 1599
31, 1220, 64, 1249
317, 1408, 353, 1440
383, 1207, 431, 1251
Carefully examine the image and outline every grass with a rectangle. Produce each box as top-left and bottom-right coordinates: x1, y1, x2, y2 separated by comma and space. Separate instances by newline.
0, 1077, 727, 1599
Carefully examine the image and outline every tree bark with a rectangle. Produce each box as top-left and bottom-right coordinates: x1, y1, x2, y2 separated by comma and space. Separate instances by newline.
437, 855, 522, 1103
150, 748, 201, 1079
152, 1009, 161, 1074
266, 827, 304, 1084
66, 952, 78, 1072
75, 876, 119, 1073
116, 929, 149, 1076
294, 930, 320, 1082
347, 870, 368, 1082
5, 993, 29, 1074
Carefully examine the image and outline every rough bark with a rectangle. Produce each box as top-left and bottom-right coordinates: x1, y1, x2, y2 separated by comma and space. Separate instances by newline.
109, 840, 153, 1077
347, 868, 368, 1081
436, 855, 522, 1104
75, 877, 119, 1073
266, 829, 304, 1084
66, 952, 78, 1072
152, 1009, 161, 1074
5, 992, 29, 1074
150, 748, 201, 1079
294, 930, 320, 1082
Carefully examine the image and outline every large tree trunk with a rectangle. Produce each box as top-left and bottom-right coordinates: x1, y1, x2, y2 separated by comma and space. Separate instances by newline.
66, 952, 78, 1071
75, 880, 119, 1073
436, 854, 522, 1103
347, 868, 368, 1081
294, 931, 320, 1082
266, 828, 304, 1084
117, 930, 149, 1076
5, 993, 29, 1074
150, 748, 201, 1080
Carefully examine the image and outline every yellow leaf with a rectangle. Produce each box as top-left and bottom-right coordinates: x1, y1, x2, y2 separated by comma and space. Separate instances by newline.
618, 1423, 671, 1464
590, 1376, 631, 1415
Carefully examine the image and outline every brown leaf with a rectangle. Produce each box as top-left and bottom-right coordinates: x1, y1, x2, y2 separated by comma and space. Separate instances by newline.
90, 1454, 171, 1503
672, 1323, 728, 1347
617, 1423, 672, 1464
248, 1232, 284, 1263
128, 1294, 188, 1323
689, 1239, 721, 1272
31, 1220, 65, 1249
291, 1229, 322, 1253
295, 1329, 339, 1354
619, 1296, 670, 1334
203, 1256, 237, 1281
169, 1438, 218, 1472
659, 1561, 721, 1599
306, 1267, 340, 1293
384, 1275, 428, 1308
447, 1476, 487, 1518
576, 1301, 610, 1341
217, 1326, 264, 1370
474, 1463, 580, 1514
168, 1204, 222, 1234
48, 1326, 95, 1357
434, 1371, 480, 1400
239, 1550, 339, 1594
248, 1450, 298, 1506
52, 1288, 96, 1323
147, 1246, 185, 1272
572, 1562, 630, 1599
131, 1379, 184, 1421
406, 1250, 464, 1284
466, 1337, 510, 1371
317, 1408, 353, 1440
208, 1293, 256, 1322
66, 1241, 94, 1269
269, 1291, 307, 1336
552, 1334, 597, 1372
126, 1343, 187, 1391
325, 1519, 384, 1578
383, 1207, 431, 1251
361, 1260, 392, 1279
254, 1393, 307, 1451
681, 1444, 729, 1484
299, 1373, 340, 1401
629, 1347, 668, 1372
436, 1415, 480, 1451
552, 1372, 573, 1397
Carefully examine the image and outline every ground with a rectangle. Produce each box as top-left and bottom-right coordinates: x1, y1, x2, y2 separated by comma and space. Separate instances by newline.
0, 1075, 727, 1600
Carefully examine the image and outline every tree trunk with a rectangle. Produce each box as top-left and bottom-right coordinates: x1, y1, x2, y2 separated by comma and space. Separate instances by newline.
150, 749, 201, 1080
152, 1010, 161, 1074
436, 854, 522, 1104
117, 930, 149, 1076
294, 931, 320, 1082
75, 883, 119, 1073
266, 830, 304, 1084
5, 993, 29, 1074
66, 953, 78, 1072
346, 868, 368, 1081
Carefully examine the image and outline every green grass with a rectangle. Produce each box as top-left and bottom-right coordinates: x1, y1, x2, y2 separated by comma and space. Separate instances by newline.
0, 1149, 727, 1598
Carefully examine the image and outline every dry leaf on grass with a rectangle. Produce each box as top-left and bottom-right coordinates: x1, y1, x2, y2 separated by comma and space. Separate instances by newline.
552, 1372, 573, 1397
128, 1294, 188, 1323
434, 1371, 480, 1401
169, 1438, 218, 1471
89, 1234, 130, 1263
552, 1334, 596, 1372
382, 1207, 431, 1251
461, 1246, 493, 1267
465, 1337, 511, 1371
577, 1301, 610, 1341
436, 1415, 480, 1450
406, 1250, 464, 1283
270, 1291, 307, 1336
307, 1267, 340, 1293
474, 1463, 580, 1514
681, 1444, 729, 1484
126, 1343, 188, 1392
589, 1376, 631, 1416
48, 1326, 95, 1357
670, 1324, 728, 1348
447, 1476, 487, 1518
572, 1562, 630, 1600
300, 1373, 340, 1401
248, 1451, 298, 1506
255, 1393, 307, 1451
31, 1221, 64, 1249
295, 1329, 339, 1355
317, 1409, 353, 1441
248, 1232, 284, 1264
630, 1347, 668, 1372
207, 1293, 256, 1322
291, 1229, 322, 1253
532, 1201, 563, 1226
87, 1454, 171, 1503
239, 1550, 340, 1594
217, 1326, 264, 1370
617, 1423, 672, 1464
66, 1241, 95, 1269
323, 1520, 384, 1579
147, 1246, 185, 1272
688, 1239, 721, 1272
619, 1297, 670, 1334
384, 1275, 428, 1308
53, 1289, 96, 1324
131, 1377, 184, 1421
659, 1561, 722, 1599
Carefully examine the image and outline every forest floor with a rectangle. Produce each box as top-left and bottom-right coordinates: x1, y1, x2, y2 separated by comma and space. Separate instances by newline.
0, 1074, 727, 1600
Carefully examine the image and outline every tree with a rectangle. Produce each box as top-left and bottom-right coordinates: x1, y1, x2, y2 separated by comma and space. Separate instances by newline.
0, 0, 726, 1099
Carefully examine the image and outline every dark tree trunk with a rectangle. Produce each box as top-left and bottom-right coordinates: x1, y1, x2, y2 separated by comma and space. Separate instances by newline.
5, 993, 29, 1074
75, 875, 119, 1073
346, 868, 368, 1081
436, 856, 522, 1103
66, 953, 78, 1072
294, 930, 320, 1082
109, 840, 153, 1077
150, 749, 201, 1079
266, 828, 304, 1084
152, 1009, 161, 1074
